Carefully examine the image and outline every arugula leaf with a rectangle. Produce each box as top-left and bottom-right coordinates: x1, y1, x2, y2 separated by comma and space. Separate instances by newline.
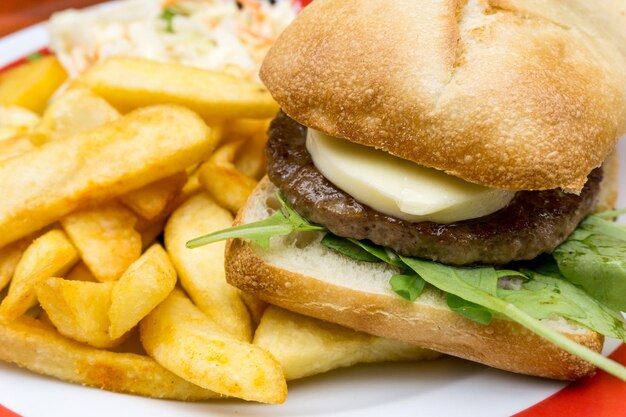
446, 294, 493, 325
399, 256, 626, 380
347, 239, 405, 267
553, 216, 626, 312
389, 274, 425, 302
186, 196, 324, 249
592, 208, 626, 220
321, 234, 381, 262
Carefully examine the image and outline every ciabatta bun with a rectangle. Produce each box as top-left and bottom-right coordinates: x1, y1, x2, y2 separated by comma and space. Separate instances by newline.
260, 0, 626, 192
225, 176, 621, 381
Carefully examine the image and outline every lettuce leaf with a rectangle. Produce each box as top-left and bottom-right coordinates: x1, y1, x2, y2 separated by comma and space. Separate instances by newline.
553, 214, 626, 312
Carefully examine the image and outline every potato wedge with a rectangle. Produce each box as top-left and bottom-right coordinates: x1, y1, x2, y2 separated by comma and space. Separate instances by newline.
234, 132, 267, 180
254, 306, 441, 380
120, 172, 187, 220
137, 218, 167, 251
165, 193, 251, 341
222, 118, 270, 143
0, 105, 40, 141
0, 230, 79, 320
109, 244, 176, 340
0, 56, 67, 113
198, 141, 258, 213
36, 277, 123, 348
0, 134, 36, 162
0, 316, 217, 400
61, 201, 142, 282
0, 104, 216, 248
0, 238, 32, 292
38, 86, 120, 141
140, 289, 286, 404
65, 262, 97, 282
78, 57, 278, 119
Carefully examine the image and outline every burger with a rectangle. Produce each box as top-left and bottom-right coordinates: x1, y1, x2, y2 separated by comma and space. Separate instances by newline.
189, 0, 626, 380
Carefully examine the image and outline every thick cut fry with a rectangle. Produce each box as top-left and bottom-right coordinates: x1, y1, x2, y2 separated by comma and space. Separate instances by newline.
65, 262, 97, 282
0, 238, 32, 292
254, 306, 442, 381
198, 141, 258, 213
165, 193, 251, 341
140, 290, 286, 404
137, 218, 166, 250
222, 118, 270, 143
0, 316, 217, 400
0, 230, 79, 320
0, 105, 40, 141
0, 135, 36, 162
0, 104, 216, 248
0, 56, 67, 113
78, 57, 278, 119
109, 244, 176, 339
120, 172, 187, 220
61, 201, 142, 282
234, 133, 268, 180
173, 171, 203, 208
239, 292, 268, 327
38, 87, 121, 141
36, 278, 123, 348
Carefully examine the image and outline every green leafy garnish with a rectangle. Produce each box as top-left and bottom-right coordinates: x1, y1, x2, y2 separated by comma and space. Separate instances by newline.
389, 274, 425, 301
446, 294, 493, 325
159, 6, 188, 33
321, 233, 381, 262
553, 213, 626, 311
186, 193, 323, 249
187, 195, 626, 381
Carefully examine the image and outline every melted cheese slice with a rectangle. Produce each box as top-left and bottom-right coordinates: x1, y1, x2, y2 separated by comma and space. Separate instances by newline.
306, 129, 515, 224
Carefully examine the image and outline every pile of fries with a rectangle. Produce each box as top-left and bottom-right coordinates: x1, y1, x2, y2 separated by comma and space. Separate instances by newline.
0, 54, 438, 404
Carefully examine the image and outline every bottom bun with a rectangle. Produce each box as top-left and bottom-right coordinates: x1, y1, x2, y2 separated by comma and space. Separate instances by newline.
226, 178, 606, 380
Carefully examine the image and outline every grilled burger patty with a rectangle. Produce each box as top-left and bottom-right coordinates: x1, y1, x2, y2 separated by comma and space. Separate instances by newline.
266, 112, 603, 265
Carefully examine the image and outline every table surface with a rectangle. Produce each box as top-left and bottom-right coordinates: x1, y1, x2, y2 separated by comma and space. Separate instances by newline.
0, 0, 106, 37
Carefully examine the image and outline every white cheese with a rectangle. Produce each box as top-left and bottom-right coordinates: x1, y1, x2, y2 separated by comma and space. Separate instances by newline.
306, 129, 515, 224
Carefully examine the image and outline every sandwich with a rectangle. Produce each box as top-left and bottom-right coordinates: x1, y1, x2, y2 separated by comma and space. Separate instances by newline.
188, 0, 626, 380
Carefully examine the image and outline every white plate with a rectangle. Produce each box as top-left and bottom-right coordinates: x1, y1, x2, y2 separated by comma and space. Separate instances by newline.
0, 14, 625, 417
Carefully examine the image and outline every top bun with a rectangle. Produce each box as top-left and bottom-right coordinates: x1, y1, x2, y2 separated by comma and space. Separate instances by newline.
260, 0, 626, 192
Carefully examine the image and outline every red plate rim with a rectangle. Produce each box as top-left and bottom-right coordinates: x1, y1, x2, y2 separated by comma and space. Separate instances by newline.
0, 0, 624, 415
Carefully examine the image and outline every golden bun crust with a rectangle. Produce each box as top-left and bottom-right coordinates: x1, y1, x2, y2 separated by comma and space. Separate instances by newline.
260, 0, 626, 192
224, 178, 607, 380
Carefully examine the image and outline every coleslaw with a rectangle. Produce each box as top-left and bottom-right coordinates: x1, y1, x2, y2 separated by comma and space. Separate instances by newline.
48, 0, 297, 81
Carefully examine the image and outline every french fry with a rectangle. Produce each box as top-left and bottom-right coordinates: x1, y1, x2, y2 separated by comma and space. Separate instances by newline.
0, 105, 40, 141
65, 262, 97, 282
140, 289, 286, 404
137, 218, 167, 250
0, 104, 216, 248
36, 278, 124, 349
0, 238, 32, 292
0, 230, 79, 320
165, 193, 252, 342
78, 57, 279, 119
222, 118, 270, 143
0, 316, 217, 400
198, 141, 258, 213
0, 56, 67, 113
108, 244, 176, 340
120, 172, 187, 220
239, 292, 268, 327
37, 86, 120, 141
173, 171, 203, 208
254, 306, 441, 380
0, 135, 36, 162
234, 132, 268, 180
61, 201, 142, 282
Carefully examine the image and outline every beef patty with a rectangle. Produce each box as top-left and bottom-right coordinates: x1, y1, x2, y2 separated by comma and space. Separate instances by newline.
266, 111, 603, 265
